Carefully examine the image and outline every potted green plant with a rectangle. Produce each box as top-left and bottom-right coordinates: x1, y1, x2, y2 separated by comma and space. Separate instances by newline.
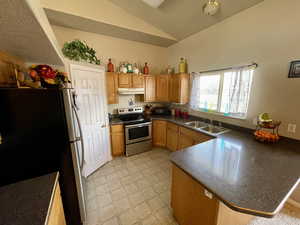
62, 39, 101, 65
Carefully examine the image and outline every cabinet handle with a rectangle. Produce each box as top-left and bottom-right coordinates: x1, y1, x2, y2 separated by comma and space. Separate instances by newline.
101, 124, 106, 128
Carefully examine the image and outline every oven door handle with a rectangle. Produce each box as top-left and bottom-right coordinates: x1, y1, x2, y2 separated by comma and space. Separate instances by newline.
125, 122, 152, 129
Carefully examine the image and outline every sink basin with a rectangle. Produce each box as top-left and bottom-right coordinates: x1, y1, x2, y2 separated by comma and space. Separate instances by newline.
184, 121, 208, 129
201, 126, 229, 135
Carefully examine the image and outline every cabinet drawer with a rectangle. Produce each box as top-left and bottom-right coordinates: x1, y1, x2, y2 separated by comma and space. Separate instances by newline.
111, 124, 124, 133
167, 122, 179, 132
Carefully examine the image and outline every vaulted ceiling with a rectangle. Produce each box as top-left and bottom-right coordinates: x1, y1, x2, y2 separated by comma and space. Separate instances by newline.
109, 0, 264, 41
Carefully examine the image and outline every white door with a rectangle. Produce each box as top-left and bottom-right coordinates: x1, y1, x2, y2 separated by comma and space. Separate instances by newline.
70, 63, 111, 177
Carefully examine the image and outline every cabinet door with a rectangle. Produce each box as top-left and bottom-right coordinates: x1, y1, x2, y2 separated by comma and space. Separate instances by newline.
132, 74, 144, 88
178, 73, 190, 104
110, 125, 125, 156
118, 74, 132, 88
144, 75, 156, 102
153, 120, 167, 147
106, 72, 118, 104
156, 75, 169, 102
178, 133, 194, 150
195, 133, 213, 145
167, 128, 179, 151
169, 75, 180, 103
172, 165, 219, 225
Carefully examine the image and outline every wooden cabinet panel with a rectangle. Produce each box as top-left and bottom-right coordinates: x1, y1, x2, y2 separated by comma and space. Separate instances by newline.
156, 75, 169, 102
167, 122, 179, 132
172, 164, 219, 225
178, 133, 195, 150
144, 75, 156, 102
118, 73, 131, 88
169, 73, 190, 104
153, 120, 167, 147
110, 125, 125, 156
47, 183, 66, 225
169, 75, 180, 103
131, 74, 144, 88
178, 127, 213, 149
195, 132, 213, 144
167, 128, 179, 151
106, 72, 118, 104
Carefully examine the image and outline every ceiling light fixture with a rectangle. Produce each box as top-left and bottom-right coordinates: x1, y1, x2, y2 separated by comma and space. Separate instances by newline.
203, 0, 220, 16
141, 0, 165, 8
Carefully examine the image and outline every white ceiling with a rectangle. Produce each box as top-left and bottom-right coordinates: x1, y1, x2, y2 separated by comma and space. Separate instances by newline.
0, 0, 64, 64
109, 0, 264, 40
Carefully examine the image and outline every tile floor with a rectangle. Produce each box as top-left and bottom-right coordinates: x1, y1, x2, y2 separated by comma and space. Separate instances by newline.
86, 148, 178, 225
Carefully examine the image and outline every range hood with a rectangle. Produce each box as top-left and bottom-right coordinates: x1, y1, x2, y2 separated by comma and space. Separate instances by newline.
118, 88, 145, 95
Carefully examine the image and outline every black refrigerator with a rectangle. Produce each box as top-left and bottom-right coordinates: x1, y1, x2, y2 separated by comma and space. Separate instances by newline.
0, 88, 87, 225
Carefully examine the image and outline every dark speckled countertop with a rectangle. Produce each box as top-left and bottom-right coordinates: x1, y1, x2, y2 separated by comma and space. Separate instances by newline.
111, 115, 300, 217
0, 173, 59, 225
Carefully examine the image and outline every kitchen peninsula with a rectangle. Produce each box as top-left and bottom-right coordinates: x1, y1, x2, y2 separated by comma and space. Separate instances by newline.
170, 128, 300, 225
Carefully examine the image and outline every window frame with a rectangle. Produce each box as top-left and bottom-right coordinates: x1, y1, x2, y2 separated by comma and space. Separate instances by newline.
192, 68, 254, 120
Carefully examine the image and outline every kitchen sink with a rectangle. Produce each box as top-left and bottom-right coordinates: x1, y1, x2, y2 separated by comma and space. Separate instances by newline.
184, 121, 208, 129
184, 121, 229, 135
201, 126, 229, 135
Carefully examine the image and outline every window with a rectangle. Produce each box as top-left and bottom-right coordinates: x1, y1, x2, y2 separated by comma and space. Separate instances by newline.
190, 67, 255, 119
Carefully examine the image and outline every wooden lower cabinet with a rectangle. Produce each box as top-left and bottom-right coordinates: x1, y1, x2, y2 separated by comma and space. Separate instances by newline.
110, 124, 125, 156
178, 126, 213, 150
47, 183, 66, 225
172, 164, 219, 225
178, 133, 195, 150
167, 129, 178, 151
153, 120, 167, 147
171, 164, 254, 225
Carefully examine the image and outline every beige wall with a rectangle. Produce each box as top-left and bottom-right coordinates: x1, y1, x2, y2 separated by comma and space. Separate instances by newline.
51, 25, 167, 113
168, 0, 300, 140
41, 0, 175, 40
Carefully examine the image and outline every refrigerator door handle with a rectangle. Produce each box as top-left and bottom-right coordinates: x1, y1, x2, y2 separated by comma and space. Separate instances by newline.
72, 104, 85, 169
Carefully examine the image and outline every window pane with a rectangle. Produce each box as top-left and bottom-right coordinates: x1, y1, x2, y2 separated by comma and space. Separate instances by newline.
199, 75, 220, 110
220, 69, 253, 117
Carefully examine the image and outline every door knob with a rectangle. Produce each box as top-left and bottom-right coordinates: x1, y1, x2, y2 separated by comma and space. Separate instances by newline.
101, 124, 106, 128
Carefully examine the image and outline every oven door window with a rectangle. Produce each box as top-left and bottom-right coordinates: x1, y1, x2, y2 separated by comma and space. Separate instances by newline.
128, 126, 149, 140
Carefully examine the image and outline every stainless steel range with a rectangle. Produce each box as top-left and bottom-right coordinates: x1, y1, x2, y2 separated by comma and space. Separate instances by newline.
118, 107, 152, 156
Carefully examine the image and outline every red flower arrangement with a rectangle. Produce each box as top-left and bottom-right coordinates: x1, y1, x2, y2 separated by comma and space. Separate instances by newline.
29, 64, 70, 88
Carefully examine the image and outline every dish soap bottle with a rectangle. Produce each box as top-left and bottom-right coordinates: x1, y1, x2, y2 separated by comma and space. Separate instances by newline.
179, 57, 187, 73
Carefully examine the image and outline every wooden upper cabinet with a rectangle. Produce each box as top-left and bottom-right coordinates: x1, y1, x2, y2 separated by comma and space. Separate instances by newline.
118, 73, 131, 88
156, 75, 169, 102
106, 72, 118, 104
144, 75, 156, 102
153, 120, 167, 147
131, 74, 144, 88
169, 73, 190, 104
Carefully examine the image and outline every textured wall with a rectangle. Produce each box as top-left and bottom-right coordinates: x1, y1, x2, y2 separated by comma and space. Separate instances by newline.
168, 0, 300, 140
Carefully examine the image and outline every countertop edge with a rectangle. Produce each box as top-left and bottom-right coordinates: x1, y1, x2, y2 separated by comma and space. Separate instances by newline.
44, 172, 60, 225
170, 158, 300, 218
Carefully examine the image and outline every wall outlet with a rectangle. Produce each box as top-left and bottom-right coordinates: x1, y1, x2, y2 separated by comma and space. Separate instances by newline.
287, 124, 297, 133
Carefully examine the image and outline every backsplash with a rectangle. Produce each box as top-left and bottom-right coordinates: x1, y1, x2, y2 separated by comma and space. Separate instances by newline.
108, 95, 147, 114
